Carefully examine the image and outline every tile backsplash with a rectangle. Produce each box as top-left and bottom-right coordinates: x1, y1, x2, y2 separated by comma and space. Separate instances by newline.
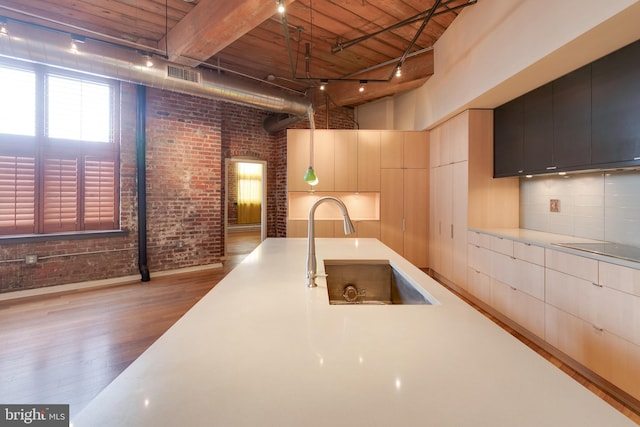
520, 169, 640, 246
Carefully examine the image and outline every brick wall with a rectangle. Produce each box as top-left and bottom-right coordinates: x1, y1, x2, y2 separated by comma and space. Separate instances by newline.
0, 83, 354, 293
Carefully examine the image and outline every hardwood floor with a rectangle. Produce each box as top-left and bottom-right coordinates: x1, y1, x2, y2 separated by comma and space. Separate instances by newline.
0, 231, 638, 425
0, 232, 259, 419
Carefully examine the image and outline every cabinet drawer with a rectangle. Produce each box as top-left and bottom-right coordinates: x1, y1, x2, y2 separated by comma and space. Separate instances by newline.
491, 252, 544, 300
600, 286, 640, 346
545, 248, 597, 283
467, 267, 491, 305
599, 261, 640, 297
545, 305, 613, 381
545, 304, 640, 400
490, 235, 514, 256
468, 243, 491, 276
467, 230, 491, 248
545, 268, 601, 326
514, 241, 545, 266
491, 278, 545, 339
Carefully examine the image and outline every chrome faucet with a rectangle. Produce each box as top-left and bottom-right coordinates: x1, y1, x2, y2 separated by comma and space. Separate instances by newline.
306, 196, 356, 287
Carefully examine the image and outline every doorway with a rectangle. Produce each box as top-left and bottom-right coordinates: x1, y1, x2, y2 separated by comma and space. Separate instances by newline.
224, 158, 266, 257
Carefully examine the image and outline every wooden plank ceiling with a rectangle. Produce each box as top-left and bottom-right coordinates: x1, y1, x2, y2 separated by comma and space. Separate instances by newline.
0, 0, 475, 109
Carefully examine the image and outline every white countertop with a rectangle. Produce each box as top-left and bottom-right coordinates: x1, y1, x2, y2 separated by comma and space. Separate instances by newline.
470, 227, 640, 269
72, 238, 636, 426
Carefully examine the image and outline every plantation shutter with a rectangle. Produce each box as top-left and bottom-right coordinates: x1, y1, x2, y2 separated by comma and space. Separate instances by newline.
84, 155, 117, 230
0, 155, 36, 234
42, 157, 78, 233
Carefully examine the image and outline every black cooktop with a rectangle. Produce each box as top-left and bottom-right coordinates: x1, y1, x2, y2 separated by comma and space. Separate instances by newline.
554, 242, 640, 263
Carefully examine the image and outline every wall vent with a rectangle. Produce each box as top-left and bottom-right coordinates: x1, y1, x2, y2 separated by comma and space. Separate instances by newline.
167, 65, 201, 83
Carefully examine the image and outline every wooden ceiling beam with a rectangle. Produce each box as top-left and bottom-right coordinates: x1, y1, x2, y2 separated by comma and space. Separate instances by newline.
160, 0, 296, 66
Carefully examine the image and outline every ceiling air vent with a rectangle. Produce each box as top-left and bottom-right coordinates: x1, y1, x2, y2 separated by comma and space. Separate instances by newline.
167, 65, 201, 83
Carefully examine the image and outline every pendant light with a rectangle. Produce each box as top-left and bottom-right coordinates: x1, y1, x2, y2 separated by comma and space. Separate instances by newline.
304, 108, 319, 186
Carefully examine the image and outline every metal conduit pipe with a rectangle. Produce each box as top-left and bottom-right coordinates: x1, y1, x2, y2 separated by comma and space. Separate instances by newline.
0, 19, 312, 117
136, 85, 151, 282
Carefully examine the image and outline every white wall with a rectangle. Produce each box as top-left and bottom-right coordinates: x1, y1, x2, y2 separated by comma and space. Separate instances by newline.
520, 171, 640, 245
356, 0, 640, 131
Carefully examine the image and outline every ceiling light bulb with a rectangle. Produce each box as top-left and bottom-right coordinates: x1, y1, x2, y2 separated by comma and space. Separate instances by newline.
395, 66, 402, 77
0, 21, 7, 36
359, 85, 365, 93
277, 0, 285, 14
145, 55, 153, 67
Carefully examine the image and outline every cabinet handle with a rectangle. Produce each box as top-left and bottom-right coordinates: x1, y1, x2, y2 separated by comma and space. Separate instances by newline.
592, 282, 603, 288
592, 325, 604, 332
450, 224, 454, 239
511, 286, 517, 291
546, 166, 557, 170
402, 218, 406, 232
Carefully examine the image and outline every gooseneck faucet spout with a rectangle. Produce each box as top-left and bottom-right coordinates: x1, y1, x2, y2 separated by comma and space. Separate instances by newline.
306, 196, 356, 287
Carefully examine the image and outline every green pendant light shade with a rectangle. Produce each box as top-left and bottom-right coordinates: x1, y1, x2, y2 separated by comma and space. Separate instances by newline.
304, 166, 319, 186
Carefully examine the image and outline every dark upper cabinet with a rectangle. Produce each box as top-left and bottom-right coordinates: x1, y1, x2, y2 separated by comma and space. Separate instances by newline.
494, 97, 523, 177
495, 39, 640, 177
523, 83, 553, 173
553, 64, 592, 169
592, 40, 640, 166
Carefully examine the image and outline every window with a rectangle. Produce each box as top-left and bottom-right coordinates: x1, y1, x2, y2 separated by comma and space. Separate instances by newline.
0, 60, 119, 236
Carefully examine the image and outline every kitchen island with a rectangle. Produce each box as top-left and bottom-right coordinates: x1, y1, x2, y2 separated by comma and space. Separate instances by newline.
72, 238, 636, 426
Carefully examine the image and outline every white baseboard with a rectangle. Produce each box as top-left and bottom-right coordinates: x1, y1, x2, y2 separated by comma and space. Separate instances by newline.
0, 263, 224, 302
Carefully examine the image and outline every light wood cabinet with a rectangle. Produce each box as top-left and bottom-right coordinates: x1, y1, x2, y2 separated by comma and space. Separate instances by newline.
334, 131, 357, 191
287, 129, 334, 191
467, 266, 491, 305
429, 110, 519, 288
466, 233, 640, 402
545, 247, 640, 401
491, 278, 545, 338
380, 161, 429, 267
357, 131, 381, 191
491, 251, 545, 300
381, 169, 404, 255
466, 231, 545, 339
429, 112, 469, 286
287, 129, 426, 265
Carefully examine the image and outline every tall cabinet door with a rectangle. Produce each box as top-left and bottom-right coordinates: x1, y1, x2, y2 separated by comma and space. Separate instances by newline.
431, 164, 453, 279
452, 161, 468, 285
403, 168, 428, 267
380, 169, 404, 255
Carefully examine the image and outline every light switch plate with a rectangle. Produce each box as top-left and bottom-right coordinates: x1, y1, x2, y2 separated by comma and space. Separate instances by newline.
550, 199, 560, 213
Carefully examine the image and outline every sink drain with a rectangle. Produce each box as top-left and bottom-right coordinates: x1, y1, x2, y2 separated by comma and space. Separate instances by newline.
342, 284, 359, 303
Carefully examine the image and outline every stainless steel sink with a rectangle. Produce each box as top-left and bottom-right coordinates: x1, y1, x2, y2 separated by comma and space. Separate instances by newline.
323, 259, 434, 305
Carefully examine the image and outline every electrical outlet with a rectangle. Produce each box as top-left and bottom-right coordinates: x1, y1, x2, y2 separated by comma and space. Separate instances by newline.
550, 199, 560, 213
176, 241, 184, 248
25, 254, 38, 264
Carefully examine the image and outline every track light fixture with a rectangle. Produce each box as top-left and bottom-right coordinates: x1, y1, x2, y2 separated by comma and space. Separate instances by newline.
319, 79, 328, 91
70, 35, 85, 54
359, 80, 367, 93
